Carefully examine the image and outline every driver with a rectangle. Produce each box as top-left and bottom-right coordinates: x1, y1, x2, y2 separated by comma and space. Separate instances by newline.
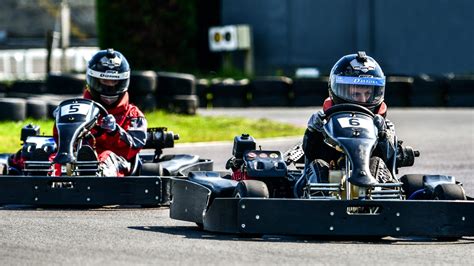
56, 48, 147, 176
296, 51, 388, 193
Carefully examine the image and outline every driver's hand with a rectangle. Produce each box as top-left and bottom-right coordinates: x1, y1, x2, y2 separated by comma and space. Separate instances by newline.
307, 110, 325, 132
100, 114, 117, 132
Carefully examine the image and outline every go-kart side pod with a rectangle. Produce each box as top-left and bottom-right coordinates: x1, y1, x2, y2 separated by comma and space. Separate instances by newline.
0, 176, 171, 207
170, 178, 474, 238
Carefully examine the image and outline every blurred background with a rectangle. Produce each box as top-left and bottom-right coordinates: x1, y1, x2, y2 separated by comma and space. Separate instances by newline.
0, 0, 472, 121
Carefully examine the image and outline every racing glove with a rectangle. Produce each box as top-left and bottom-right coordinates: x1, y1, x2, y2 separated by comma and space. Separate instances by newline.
373, 114, 387, 139
307, 110, 325, 132
100, 114, 117, 133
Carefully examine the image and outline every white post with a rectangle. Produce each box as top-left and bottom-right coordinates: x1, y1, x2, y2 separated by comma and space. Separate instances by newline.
61, 0, 70, 72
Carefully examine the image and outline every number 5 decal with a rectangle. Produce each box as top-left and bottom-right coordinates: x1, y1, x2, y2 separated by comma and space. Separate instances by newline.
69, 104, 80, 113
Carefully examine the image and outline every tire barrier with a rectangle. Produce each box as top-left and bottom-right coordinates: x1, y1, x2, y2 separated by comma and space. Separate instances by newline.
384, 76, 413, 107
196, 79, 210, 108
249, 76, 292, 107
46, 73, 86, 95
0, 82, 9, 93
9, 80, 47, 95
26, 98, 48, 120
411, 74, 448, 107
129, 71, 158, 112
446, 75, 474, 107
129, 71, 157, 96
209, 79, 250, 107
156, 71, 196, 98
29, 94, 81, 119
166, 95, 199, 115
291, 77, 329, 107
130, 93, 157, 112
0, 98, 26, 121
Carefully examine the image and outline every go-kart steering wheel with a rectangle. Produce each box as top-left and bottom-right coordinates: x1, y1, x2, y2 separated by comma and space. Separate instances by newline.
323, 103, 375, 118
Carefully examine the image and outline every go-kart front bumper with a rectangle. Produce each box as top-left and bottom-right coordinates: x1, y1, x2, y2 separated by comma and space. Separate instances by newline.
170, 178, 474, 238
0, 175, 171, 207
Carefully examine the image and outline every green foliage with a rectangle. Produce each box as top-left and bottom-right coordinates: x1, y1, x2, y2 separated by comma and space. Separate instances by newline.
96, 0, 198, 71
0, 111, 303, 153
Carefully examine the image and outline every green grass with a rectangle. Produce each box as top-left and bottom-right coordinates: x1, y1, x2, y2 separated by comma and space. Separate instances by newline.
0, 110, 304, 153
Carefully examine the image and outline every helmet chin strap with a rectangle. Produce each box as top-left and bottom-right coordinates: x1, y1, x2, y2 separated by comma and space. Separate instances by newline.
100, 94, 119, 105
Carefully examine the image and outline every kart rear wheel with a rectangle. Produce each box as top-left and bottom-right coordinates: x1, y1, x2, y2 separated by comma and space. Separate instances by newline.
400, 174, 424, 198
233, 180, 269, 198
140, 163, 164, 176
433, 183, 466, 200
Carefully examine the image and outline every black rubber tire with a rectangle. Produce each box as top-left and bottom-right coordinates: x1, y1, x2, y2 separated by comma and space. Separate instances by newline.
130, 93, 156, 112
411, 75, 448, 107
0, 98, 26, 121
233, 180, 269, 198
26, 98, 48, 119
433, 183, 466, 200
196, 79, 209, 108
9, 80, 47, 94
209, 79, 249, 107
0, 82, 9, 93
164, 95, 198, 115
400, 174, 424, 198
156, 71, 196, 97
385, 76, 412, 107
291, 77, 328, 106
46, 73, 86, 94
130, 71, 157, 95
249, 76, 292, 107
446, 76, 474, 107
140, 162, 164, 176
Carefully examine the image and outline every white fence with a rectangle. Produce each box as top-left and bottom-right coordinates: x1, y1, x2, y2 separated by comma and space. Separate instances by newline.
0, 47, 98, 80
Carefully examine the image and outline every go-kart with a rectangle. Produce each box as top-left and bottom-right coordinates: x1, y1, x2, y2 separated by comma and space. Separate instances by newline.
0, 98, 212, 207
170, 104, 474, 238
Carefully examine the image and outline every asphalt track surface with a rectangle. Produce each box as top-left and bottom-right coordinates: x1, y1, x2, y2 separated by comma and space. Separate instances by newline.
1, 108, 473, 265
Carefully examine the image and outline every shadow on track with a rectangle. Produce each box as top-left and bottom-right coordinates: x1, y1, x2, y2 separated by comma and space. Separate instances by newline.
128, 225, 474, 245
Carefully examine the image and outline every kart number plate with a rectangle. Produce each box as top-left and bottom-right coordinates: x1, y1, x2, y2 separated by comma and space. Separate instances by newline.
337, 117, 373, 129
60, 103, 91, 116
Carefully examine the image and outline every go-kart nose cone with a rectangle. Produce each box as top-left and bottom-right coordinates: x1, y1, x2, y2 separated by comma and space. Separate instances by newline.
53, 152, 75, 164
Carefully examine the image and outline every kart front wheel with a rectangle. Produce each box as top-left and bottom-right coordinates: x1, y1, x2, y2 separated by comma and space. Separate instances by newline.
233, 180, 269, 198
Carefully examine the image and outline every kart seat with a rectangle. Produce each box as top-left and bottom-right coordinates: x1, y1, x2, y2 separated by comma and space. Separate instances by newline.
158, 154, 200, 176
188, 171, 238, 198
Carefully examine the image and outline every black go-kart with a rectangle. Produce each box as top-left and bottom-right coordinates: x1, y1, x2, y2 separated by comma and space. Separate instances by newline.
170, 104, 474, 239
0, 98, 212, 207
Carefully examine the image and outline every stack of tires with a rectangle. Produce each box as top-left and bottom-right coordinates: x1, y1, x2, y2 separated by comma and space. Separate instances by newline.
129, 71, 157, 112
411, 74, 448, 107
208, 78, 250, 107
384, 76, 413, 107
196, 79, 210, 108
291, 76, 329, 106
155, 71, 198, 115
0, 73, 86, 121
249, 76, 292, 107
446, 75, 474, 107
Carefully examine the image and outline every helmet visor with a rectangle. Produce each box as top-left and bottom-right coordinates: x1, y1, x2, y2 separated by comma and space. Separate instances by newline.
86, 68, 130, 96
331, 75, 385, 106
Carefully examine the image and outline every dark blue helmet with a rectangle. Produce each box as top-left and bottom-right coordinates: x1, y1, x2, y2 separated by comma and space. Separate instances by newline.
86, 48, 130, 105
329, 51, 385, 110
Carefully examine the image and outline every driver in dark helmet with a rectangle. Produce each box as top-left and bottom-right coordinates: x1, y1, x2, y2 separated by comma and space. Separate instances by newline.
295, 51, 391, 195
55, 48, 148, 176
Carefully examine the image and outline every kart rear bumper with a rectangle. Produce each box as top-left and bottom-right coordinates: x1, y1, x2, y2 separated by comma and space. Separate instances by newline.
170, 178, 474, 237
0, 176, 171, 207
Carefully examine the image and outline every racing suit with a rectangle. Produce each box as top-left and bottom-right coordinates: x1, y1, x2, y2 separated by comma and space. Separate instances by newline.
54, 90, 148, 176
296, 97, 389, 194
